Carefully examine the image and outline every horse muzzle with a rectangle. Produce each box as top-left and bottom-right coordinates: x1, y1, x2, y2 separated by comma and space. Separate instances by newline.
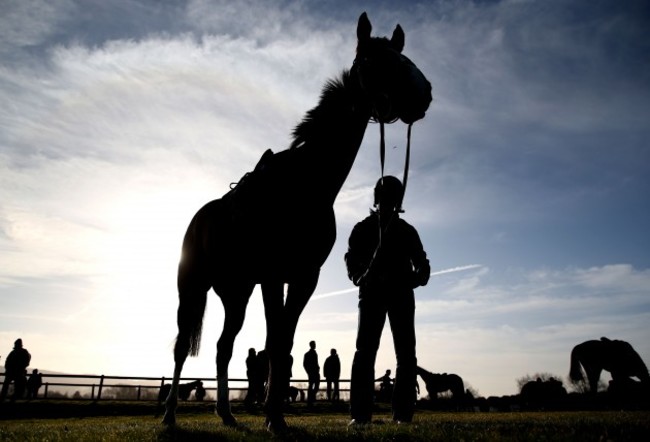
398, 68, 432, 124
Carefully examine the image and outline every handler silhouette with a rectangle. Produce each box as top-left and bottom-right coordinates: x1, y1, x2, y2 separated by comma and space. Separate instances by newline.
345, 176, 430, 424
324, 348, 341, 401
1, 338, 31, 402
303, 340, 320, 407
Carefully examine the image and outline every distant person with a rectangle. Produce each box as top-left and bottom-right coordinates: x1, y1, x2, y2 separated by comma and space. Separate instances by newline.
376, 369, 394, 402
324, 348, 341, 402
245, 348, 258, 408
26, 368, 43, 400
255, 349, 269, 404
377, 369, 394, 392
194, 381, 206, 401
345, 176, 430, 425
303, 340, 320, 407
0, 338, 32, 402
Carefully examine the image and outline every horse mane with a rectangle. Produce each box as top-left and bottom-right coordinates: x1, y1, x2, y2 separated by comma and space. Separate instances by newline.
289, 69, 358, 150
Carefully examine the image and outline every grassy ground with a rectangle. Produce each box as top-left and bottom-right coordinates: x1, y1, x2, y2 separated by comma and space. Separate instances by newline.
1, 401, 649, 441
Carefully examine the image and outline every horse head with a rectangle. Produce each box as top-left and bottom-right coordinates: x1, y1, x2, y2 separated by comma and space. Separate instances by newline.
354, 12, 432, 124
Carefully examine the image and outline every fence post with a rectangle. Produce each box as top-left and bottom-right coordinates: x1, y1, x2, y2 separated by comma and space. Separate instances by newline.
91, 384, 95, 400
137, 385, 142, 401
96, 375, 104, 402
44, 383, 49, 399
158, 377, 165, 403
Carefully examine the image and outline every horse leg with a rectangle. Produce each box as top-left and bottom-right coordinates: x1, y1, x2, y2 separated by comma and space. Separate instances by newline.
260, 281, 288, 432
215, 283, 254, 426
282, 269, 320, 347
587, 367, 602, 394
262, 270, 320, 432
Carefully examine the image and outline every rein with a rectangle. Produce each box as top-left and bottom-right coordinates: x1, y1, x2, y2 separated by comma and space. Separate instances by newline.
378, 121, 413, 205
357, 121, 413, 285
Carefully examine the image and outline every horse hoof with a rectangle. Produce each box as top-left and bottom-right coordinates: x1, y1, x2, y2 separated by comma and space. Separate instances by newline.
161, 412, 176, 426
266, 416, 289, 434
221, 414, 238, 427
216, 406, 237, 427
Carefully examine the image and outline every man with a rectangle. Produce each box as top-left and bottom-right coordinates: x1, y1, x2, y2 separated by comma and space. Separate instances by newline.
345, 176, 430, 424
1, 338, 32, 402
244, 348, 258, 408
26, 368, 43, 400
324, 348, 341, 402
303, 340, 320, 407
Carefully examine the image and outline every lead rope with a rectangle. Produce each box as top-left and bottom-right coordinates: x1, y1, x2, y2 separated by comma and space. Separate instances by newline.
357, 122, 413, 286
400, 123, 412, 208
378, 121, 386, 246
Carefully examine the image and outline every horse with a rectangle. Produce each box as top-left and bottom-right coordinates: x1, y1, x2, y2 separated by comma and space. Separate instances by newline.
286, 386, 304, 403
569, 337, 650, 394
416, 366, 465, 400
162, 12, 431, 432
159, 380, 204, 403
519, 377, 567, 410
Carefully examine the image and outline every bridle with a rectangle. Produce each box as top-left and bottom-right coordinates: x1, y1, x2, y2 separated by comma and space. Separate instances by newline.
353, 49, 415, 208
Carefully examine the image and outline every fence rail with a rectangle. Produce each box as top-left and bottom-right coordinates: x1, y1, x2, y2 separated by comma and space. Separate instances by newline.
0, 373, 352, 402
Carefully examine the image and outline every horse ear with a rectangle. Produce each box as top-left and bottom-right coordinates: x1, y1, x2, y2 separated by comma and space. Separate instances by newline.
391, 24, 405, 52
357, 12, 372, 44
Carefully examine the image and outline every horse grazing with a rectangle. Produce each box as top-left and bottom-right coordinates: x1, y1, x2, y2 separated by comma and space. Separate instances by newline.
158, 380, 203, 403
417, 366, 465, 400
569, 337, 650, 393
519, 377, 567, 410
162, 12, 431, 432
286, 386, 304, 403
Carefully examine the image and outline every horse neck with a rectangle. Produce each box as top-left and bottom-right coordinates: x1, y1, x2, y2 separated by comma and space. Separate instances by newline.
290, 69, 371, 204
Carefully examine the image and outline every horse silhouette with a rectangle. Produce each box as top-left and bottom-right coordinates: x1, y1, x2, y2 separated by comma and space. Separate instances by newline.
162, 12, 431, 432
159, 380, 204, 403
569, 337, 650, 393
519, 377, 567, 410
417, 366, 464, 400
286, 386, 305, 403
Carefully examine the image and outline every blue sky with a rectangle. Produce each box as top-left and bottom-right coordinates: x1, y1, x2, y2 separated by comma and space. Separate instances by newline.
1, 0, 649, 397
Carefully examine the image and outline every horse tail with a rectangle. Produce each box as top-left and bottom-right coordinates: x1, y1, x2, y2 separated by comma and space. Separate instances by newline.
175, 262, 208, 358
174, 207, 212, 360
569, 344, 584, 382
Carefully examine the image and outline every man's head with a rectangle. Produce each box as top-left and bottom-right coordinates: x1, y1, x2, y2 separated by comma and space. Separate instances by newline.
374, 176, 404, 213
309, 340, 316, 349
14, 338, 23, 349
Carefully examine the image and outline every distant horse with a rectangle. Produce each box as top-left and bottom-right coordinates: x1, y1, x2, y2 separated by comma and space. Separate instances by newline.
286, 386, 304, 403
519, 377, 567, 410
570, 337, 650, 393
158, 380, 203, 403
417, 366, 464, 400
162, 12, 431, 432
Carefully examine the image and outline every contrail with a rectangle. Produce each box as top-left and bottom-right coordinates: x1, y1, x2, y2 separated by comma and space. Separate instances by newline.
311, 264, 483, 301
429, 264, 483, 277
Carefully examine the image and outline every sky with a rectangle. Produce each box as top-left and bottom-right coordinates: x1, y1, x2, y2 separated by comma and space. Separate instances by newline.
1, 0, 649, 398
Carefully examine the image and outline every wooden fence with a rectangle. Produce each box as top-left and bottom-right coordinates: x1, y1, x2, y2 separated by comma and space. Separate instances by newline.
0, 373, 352, 402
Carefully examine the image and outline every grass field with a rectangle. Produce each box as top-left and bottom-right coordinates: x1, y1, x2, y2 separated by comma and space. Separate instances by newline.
1, 401, 649, 441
